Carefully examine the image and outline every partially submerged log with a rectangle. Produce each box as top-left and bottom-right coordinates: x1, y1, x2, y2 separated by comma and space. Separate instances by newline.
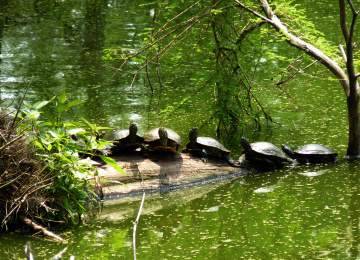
96, 152, 251, 199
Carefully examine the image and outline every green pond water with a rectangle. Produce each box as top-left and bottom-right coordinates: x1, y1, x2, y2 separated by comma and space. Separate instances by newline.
1, 0, 359, 259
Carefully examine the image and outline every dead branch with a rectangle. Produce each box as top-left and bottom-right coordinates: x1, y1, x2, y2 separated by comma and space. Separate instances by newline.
23, 217, 66, 243
133, 192, 146, 260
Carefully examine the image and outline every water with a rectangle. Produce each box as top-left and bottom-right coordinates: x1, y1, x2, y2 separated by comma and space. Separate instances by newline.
0, 0, 358, 259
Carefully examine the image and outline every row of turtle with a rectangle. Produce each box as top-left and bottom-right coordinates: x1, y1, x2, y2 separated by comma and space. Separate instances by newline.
104, 123, 338, 169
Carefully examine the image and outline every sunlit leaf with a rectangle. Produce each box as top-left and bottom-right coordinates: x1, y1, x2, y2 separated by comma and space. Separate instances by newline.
99, 155, 126, 174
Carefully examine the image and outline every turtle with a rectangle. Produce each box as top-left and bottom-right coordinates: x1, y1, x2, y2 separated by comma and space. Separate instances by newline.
182, 127, 237, 166
70, 130, 111, 157
106, 123, 148, 157
144, 127, 182, 152
239, 137, 294, 170
281, 144, 338, 164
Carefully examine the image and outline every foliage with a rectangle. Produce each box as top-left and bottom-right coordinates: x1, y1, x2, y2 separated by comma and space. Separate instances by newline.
102, 0, 346, 133
0, 88, 122, 229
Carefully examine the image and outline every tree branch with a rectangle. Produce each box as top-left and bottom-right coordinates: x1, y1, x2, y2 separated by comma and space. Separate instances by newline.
340, 0, 350, 42
234, 0, 350, 97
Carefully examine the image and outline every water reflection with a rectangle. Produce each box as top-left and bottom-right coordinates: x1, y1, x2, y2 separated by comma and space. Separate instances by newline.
349, 161, 360, 259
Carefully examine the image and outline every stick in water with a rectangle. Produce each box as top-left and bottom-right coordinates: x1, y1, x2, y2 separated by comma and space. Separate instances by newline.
133, 192, 146, 260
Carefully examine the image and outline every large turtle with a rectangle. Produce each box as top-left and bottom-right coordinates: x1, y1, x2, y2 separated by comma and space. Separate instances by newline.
281, 144, 338, 164
106, 123, 147, 156
240, 137, 294, 169
182, 127, 237, 166
144, 127, 182, 152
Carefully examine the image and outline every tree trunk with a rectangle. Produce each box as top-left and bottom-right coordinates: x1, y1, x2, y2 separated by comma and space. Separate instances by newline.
340, 0, 360, 157
347, 95, 360, 156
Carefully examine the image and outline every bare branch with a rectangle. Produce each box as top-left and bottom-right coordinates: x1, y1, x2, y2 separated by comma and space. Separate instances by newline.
340, 0, 350, 43
339, 44, 347, 63
234, 0, 350, 97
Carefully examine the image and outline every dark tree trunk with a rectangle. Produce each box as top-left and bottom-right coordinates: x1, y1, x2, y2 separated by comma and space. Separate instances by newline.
340, 0, 360, 157
347, 95, 360, 156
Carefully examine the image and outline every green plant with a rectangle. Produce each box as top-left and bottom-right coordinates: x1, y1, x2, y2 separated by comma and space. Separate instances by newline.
17, 89, 123, 225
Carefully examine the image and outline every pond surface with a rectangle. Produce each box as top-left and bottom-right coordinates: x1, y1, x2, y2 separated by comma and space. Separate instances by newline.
0, 0, 359, 259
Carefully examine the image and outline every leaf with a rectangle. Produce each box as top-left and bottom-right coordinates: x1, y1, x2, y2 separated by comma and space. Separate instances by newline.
66, 100, 85, 109
33, 98, 54, 110
81, 117, 95, 130
71, 152, 79, 162
99, 155, 126, 174
56, 100, 84, 114
48, 131, 59, 139
58, 89, 67, 104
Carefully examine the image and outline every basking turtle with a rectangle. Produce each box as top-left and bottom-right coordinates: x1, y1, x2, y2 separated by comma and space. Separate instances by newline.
70, 130, 111, 157
182, 127, 237, 166
106, 123, 147, 156
281, 144, 338, 164
239, 137, 293, 169
144, 127, 182, 152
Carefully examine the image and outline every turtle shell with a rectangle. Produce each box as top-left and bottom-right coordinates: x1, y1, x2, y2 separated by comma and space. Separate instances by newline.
240, 137, 292, 169
194, 137, 230, 156
250, 141, 288, 159
144, 127, 182, 152
106, 123, 146, 154
295, 144, 336, 155
285, 144, 338, 164
107, 129, 144, 144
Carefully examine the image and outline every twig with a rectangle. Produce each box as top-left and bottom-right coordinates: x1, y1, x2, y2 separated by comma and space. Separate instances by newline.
50, 246, 68, 260
10, 76, 33, 135
133, 192, 146, 260
339, 44, 347, 63
23, 217, 66, 243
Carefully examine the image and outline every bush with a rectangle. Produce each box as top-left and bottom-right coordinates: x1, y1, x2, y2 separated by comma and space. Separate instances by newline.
0, 89, 121, 231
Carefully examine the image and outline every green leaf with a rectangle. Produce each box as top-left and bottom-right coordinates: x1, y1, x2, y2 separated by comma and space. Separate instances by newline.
99, 155, 126, 174
33, 98, 54, 110
71, 152, 79, 162
58, 89, 67, 104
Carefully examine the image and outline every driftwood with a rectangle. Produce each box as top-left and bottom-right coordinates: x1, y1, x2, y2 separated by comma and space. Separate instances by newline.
96, 152, 250, 200
22, 217, 65, 243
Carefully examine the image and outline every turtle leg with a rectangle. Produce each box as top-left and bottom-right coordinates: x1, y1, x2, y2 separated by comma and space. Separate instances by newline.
332, 154, 338, 162
289, 159, 300, 167
200, 149, 208, 163
138, 144, 149, 158
182, 147, 189, 153
223, 154, 239, 167
262, 158, 277, 170
238, 154, 246, 165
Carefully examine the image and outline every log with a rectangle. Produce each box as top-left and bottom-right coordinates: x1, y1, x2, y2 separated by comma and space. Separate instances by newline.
96, 152, 250, 199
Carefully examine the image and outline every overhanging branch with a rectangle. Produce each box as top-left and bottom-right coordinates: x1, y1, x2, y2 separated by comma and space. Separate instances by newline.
234, 0, 350, 97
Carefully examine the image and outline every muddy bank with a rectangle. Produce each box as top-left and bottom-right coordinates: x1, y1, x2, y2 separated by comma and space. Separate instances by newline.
96, 152, 252, 200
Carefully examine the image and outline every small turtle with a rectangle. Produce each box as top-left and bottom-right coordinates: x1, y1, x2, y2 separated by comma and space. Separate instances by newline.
106, 123, 148, 156
240, 137, 294, 169
281, 144, 338, 164
144, 127, 182, 152
182, 127, 237, 166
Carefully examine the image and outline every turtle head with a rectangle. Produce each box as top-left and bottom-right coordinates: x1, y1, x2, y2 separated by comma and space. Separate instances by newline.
189, 127, 199, 143
129, 123, 138, 134
281, 144, 294, 157
240, 137, 251, 151
158, 127, 168, 147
